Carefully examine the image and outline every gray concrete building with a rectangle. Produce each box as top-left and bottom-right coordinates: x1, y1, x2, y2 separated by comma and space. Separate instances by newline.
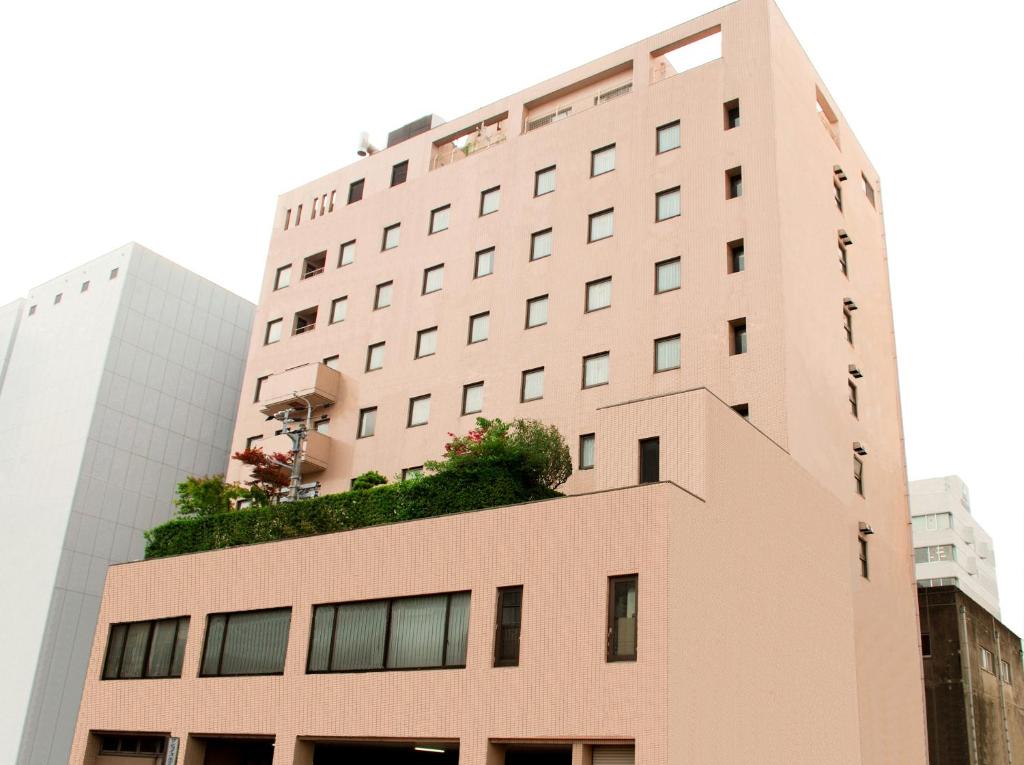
0, 243, 254, 765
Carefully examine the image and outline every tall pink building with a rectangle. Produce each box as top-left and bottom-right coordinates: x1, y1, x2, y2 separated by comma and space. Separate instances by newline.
70, 1, 929, 763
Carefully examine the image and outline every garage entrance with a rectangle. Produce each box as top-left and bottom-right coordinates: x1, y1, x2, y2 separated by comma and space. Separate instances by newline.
503, 744, 572, 765
202, 738, 275, 765
313, 741, 459, 765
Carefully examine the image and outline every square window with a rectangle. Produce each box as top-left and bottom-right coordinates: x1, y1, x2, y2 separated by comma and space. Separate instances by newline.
415, 327, 438, 358
588, 209, 614, 242
429, 205, 450, 234
585, 277, 612, 312
468, 312, 489, 343
462, 382, 484, 415
726, 167, 743, 199
81, 280, 90, 293
534, 166, 556, 196
655, 258, 681, 293
526, 295, 549, 328
422, 264, 444, 294
474, 248, 494, 278
274, 264, 292, 289
530, 228, 553, 261
521, 367, 545, 402
480, 186, 501, 216
348, 178, 364, 204
656, 120, 680, 153
330, 297, 348, 324
366, 342, 385, 371
339, 240, 356, 267
730, 318, 747, 355
656, 187, 681, 221
583, 352, 610, 388
323, 355, 339, 370
408, 395, 431, 427
374, 282, 393, 309
391, 160, 408, 187
654, 335, 681, 372
728, 239, 745, 273
591, 144, 616, 176
358, 407, 377, 438
579, 433, 595, 469
402, 466, 424, 481
608, 574, 638, 661
382, 223, 401, 251
724, 99, 740, 129
264, 318, 283, 345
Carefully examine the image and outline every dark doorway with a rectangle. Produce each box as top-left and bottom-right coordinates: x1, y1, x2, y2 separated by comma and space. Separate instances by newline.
504, 745, 573, 765
314, 742, 459, 765
203, 739, 274, 765
639, 437, 660, 484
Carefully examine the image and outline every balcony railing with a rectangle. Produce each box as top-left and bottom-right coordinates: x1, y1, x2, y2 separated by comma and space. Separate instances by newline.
294, 322, 316, 335
302, 266, 325, 279
524, 80, 632, 133
431, 125, 508, 170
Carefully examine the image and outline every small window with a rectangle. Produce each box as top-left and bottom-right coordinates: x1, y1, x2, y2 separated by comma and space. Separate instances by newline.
284, 208, 292, 230
583, 352, 610, 388
54, 293, 62, 305
462, 382, 485, 415
200, 608, 291, 676
921, 634, 932, 658
402, 467, 424, 481
654, 335, 681, 372
102, 617, 189, 679
81, 280, 90, 293
302, 251, 327, 279
838, 239, 848, 276
422, 264, 444, 294
480, 186, 501, 216
295, 204, 303, 226
588, 208, 614, 242
724, 99, 740, 129
607, 575, 638, 661
656, 120, 681, 153
585, 277, 612, 312
726, 166, 743, 199
99, 736, 167, 755
579, 434, 595, 470
521, 367, 544, 402
732, 403, 749, 419
339, 240, 356, 267
639, 437, 660, 484
28, 305, 37, 316
330, 297, 348, 324
274, 264, 292, 290
358, 407, 377, 438
656, 187, 681, 221
374, 281, 393, 310
264, 318, 283, 345
293, 306, 317, 335
408, 395, 431, 427
391, 160, 409, 187
728, 239, 745, 273
429, 205, 451, 234
494, 586, 523, 667
348, 178, 365, 204
254, 375, 268, 403
859, 536, 869, 579
328, 190, 336, 212
655, 258, 681, 293
862, 173, 876, 208
110, 267, 119, 280
525, 295, 549, 328
531, 228, 553, 261
535, 165, 556, 196
468, 312, 489, 344
415, 327, 438, 358
730, 318, 747, 355
475, 248, 495, 278
366, 342, 385, 372
1000, 659, 1011, 683
981, 647, 994, 673
591, 144, 616, 176
382, 223, 401, 251
849, 380, 859, 418
323, 356, 339, 370
854, 456, 864, 496
834, 178, 843, 211
844, 308, 854, 344
315, 418, 330, 434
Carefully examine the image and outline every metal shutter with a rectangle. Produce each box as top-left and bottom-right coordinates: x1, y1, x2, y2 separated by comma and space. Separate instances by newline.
592, 745, 635, 765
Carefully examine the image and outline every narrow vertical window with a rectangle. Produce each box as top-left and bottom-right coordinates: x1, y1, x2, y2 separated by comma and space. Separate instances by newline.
264, 318, 283, 345
730, 318, 747, 355
357, 407, 377, 438
579, 434, 595, 470
854, 456, 864, 496
391, 160, 409, 187
534, 166, 556, 196
275, 265, 292, 290
726, 166, 743, 199
859, 536, 869, 579
838, 240, 848, 276
521, 368, 544, 402
462, 382, 484, 415
295, 204, 302, 226
656, 120, 681, 153
348, 178, 365, 204
284, 208, 292, 230
468, 312, 489, 344
328, 190, 336, 212
330, 297, 348, 324
849, 380, 859, 418
639, 438, 660, 484
862, 173, 876, 208
607, 575, 638, 661
844, 308, 854, 344
339, 240, 356, 267
724, 99, 740, 129
494, 586, 523, 667
834, 178, 843, 211
727, 239, 745, 273
254, 375, 268, 403
109, 267, 119, 280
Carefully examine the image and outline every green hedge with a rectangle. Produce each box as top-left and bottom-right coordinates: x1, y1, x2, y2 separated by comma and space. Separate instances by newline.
144, 457, 560, 559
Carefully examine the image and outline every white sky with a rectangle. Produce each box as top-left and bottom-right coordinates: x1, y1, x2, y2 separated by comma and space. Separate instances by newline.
1, 0, 1021, 633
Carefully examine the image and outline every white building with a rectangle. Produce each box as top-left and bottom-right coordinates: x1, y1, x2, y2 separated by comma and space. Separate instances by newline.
909, 475, 1001, 619
0, 243, 254, 765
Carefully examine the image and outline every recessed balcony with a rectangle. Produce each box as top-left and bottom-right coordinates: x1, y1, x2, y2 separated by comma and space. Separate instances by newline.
259, 362, 341, 417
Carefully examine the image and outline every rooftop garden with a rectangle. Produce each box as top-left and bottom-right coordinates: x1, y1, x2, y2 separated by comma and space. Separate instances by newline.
144, 418, 571, 559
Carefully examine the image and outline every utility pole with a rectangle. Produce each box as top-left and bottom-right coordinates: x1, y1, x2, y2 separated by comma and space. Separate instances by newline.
270, 393, 315, 502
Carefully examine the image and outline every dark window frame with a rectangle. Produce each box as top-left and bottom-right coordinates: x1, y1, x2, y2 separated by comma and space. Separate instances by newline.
534, 165, 556, 196
590, 143, 616, 177
415, 327, 438, 359
338, 239, 356, 268
494, 586, 524, 667
655, 187, 681, 222
462, 381, 485, 416
468, 312, 490, 344
422, 264, 445, 295
654, 334, 682, 373
199, 607, 291, 678
727, 239, 745, 274
607, 574, 638, 662
582, 351, 610, 389
579, 433, 596, 470
859, 536, 869, 579
724, 99, 740, 129
525, 295, 549, 329
656, 120, 681, 154
274, 264, 291, 290
264, 318, 283, 345
101, 616, 189, 680
730, 318, 748, 355
348, 178, 365, 204
474, 247, 495, 278
329, 296, 348, 325
655, 257, 681, 294
407, 394, 431, 427
585, 276, 612, 313
254, 375, 268, 403
480, 186, 501, 216
357, 407, 377, 439
588, 208, 615, 243
390, 160, 409, 187
374, 281, 393, 310
365, 341, 385, 372
429, 204, 451, 235
382, 223, 401, 251
726, 166, 743, 199
854, 456, 864, 496
521, 367, 545, 402
530, 228, 553, 261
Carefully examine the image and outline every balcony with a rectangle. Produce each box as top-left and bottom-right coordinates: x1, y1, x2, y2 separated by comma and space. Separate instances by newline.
430, 112, 508, 170
522, 61, 633, 134
259, 362, 341, 416
293, 306, 318, 336
302, 251, 327, 279
265, 429, 330, 474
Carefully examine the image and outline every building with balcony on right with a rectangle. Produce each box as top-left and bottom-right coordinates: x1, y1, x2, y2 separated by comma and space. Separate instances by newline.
910, 476, 1001, 620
